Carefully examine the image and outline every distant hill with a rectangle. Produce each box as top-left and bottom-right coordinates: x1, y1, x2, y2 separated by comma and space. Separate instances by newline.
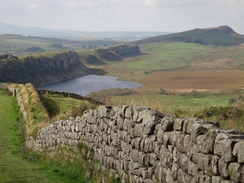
0, 22, 169, 40
0, 34, 121, 56
80, 44, 141, 65
137, 26, 244, 46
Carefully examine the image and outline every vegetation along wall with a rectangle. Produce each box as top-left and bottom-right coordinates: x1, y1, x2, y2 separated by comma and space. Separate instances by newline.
26, 105, 244, 183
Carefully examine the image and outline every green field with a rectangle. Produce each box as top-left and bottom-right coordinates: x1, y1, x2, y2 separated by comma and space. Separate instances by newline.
0, 35, 120, 56
1, 25, 244, 182
138, 25, 244, 46
0, 90, 58, 183
126, 43, 213, 71
40, 94, 97, 120
107, 90, 244, 131
111, 42, 244, 73
0, 89, 118, 183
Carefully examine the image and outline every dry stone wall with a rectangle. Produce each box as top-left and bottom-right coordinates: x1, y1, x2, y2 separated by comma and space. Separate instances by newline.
28, 105, 244, 183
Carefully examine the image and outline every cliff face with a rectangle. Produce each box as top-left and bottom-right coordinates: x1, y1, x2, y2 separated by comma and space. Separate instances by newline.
108, 44, 141, 57
0, 51, 90, 86
89, 44, 141, 64
0, 45, 141, 86
94, 48, 121, 61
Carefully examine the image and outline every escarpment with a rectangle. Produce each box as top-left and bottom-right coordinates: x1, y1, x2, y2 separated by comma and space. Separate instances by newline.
107, 44, 141, 57
0, 51, 90, 86
84, 44, 141, 64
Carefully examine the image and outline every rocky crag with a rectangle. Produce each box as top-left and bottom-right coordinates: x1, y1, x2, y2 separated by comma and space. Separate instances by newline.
0, 51, 90, 86
82, 44, 141, 65
0, 44, 141, 85
108, 44, 141, 57
27, 105, 244, 183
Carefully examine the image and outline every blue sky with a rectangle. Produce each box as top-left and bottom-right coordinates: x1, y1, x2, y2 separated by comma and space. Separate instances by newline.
0, 0, 244, 34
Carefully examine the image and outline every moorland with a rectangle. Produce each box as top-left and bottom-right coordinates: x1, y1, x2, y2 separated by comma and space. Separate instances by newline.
86, 26, 244, 131
1, 25, 244, 131
0, 25, 244, 182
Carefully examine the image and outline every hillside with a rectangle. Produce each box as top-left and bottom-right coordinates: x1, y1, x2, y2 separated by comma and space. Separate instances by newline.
79, 44, 142, 65
0, 51, 90, 86
0, 34, 120, 56
0, 22, 168, 40
138, 25, 244, 46
0, 44, 142, 86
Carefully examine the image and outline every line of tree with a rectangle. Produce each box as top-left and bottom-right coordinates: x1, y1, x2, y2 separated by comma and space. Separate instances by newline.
172, 36, 202, 44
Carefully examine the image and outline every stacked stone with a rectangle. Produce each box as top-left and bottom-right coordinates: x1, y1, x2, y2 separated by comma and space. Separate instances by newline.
32, 105, 244, 183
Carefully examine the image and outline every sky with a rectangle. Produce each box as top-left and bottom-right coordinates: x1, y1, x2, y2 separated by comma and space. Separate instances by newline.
0, 0, 244, 34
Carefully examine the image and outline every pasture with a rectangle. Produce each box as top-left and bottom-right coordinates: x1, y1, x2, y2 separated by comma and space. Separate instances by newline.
92, 42, 244, 131
100, 42, 244, 92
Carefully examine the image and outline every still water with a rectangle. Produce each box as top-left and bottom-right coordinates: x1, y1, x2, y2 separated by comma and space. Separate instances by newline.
39, 75, 142, 96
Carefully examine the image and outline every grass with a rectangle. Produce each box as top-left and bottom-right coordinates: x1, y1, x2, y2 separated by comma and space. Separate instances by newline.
9, 84, 97, 138
0, 89, 119, 183
0, 89, 57, 183
116, 42, 244, 72
138, 26, 244, 46
0, 34, 119, 56
39, 94, 97, 121
113, 42, 212, 71
12, 83, 50, 137
101, 42, 244, 80
103, 89, 244, 131
109, 92, 228, 115
213, 45, 244, 69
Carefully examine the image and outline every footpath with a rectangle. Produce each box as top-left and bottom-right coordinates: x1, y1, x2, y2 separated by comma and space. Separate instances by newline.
0, 90, 55, 183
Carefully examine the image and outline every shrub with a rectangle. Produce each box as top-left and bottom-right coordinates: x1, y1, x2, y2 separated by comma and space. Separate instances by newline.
71, 104, 95, 118
189, 90, 200, 98
40, 95, 60, 117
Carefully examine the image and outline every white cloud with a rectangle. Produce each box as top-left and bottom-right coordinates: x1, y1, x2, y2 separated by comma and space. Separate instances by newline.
0, 0, 243, 33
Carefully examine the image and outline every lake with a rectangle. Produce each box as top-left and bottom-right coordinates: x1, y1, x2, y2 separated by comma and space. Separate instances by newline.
39, 75, 142, 96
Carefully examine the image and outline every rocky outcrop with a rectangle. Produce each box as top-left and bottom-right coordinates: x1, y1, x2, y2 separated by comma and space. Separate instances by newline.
0, 54, 18, 61
94, 48, 121, 61
80, 54, 105, 65
93, 44, 141, 62
108, 44, 141, 57
0, 51, 90, 86
28, 105, 244, 183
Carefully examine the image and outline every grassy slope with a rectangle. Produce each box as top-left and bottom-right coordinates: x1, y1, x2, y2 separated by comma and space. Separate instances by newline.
138, 26, 244, 46
91, 41, 244, 131
109, 90, 244, 131
0, 90, 57, 183
40, 94, 97, 121
0, 90, 118, 183
213, 45, 244, 69
120, 42, 213, 71
101, 42, 244, 85
0, 35, 120, 56
113, 42, 244, 72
